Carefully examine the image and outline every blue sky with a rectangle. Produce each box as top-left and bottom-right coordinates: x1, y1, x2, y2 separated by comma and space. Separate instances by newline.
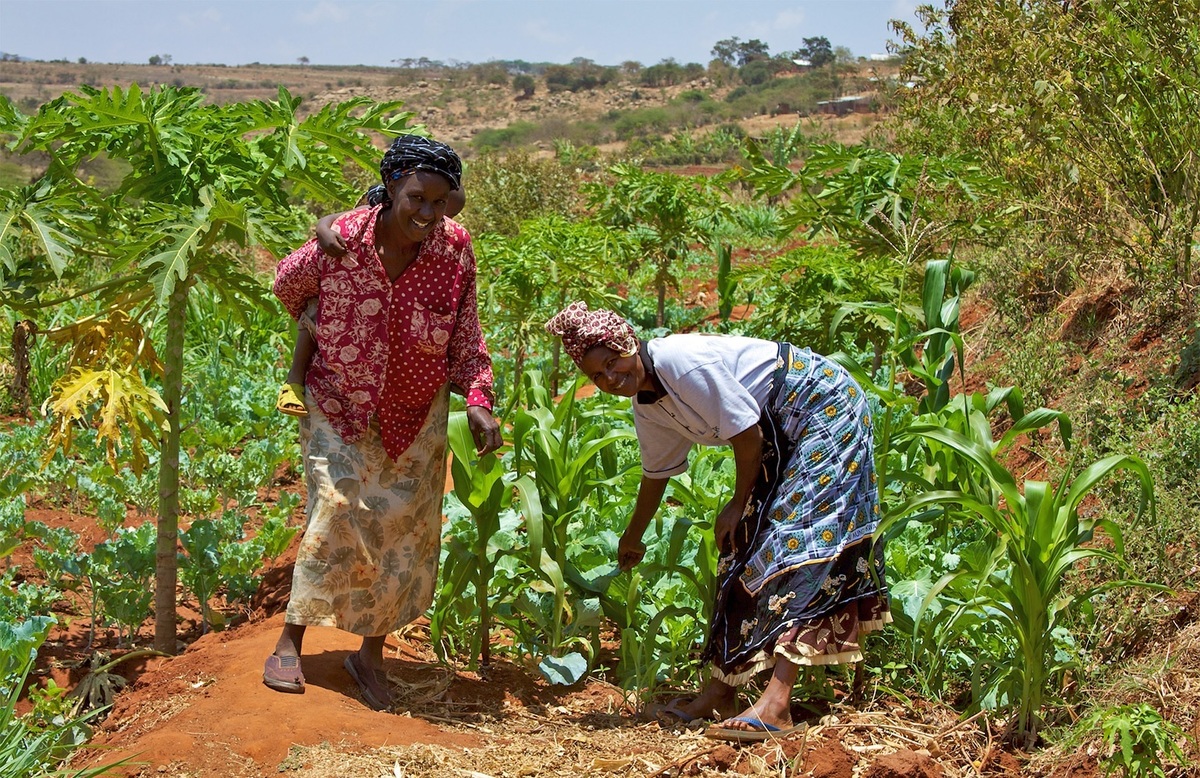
0, 0, 921, 67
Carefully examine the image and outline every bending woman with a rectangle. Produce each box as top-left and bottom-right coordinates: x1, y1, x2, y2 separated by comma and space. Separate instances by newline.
264, 135, 502, 710
545, 302, 889, 741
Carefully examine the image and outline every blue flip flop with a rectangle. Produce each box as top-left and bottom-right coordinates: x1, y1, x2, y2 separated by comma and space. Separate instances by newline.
705, 716, 808, 742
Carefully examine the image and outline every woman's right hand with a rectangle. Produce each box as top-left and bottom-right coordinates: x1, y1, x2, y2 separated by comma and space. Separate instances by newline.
617, 530, 647, 571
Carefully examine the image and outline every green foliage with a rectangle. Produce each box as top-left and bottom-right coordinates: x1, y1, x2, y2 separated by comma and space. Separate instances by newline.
0, 617, 124, 778
177, 518, 221, 630
884, 426, 1157, 747
586, 164, 729, 326
435, 412, 528, 668
0, 569, 61, 628
179, 511, 278, 631
544, 61, 617, 93
456, 149, 583, 237
0, 495, 28, 558
741, 142, 1009, 259
638, 58, 704, 87
475, 216, 625, 406
512, 74, 535, 97
994, 317, 1071, 410
737, 243, 902, 354
510, 374, 636, 669
624, 125, 745, 167
472, 121, 540, 152
2, 84, 415, 650
1084, 703, 1188, 778
29, 522, 87, 594
90, 524, 156, 645
893, 0, 1200, 295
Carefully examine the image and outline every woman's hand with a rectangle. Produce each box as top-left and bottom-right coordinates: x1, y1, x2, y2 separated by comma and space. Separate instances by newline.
316, 213, 349, 257
617, 475, 667, 571
465, 405, 503, 456
617, 528, 647, 571
714, 499, 744, 554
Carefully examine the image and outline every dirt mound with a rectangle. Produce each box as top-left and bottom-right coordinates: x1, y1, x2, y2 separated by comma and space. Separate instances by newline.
79, 614, 480, 776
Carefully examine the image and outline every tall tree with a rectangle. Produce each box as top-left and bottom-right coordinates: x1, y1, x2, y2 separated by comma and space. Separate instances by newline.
799, 36, 834, 67
712, 37, 771, 67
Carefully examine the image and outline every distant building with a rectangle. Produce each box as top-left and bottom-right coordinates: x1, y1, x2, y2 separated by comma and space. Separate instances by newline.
867, 53, 895, 62
815, 94, 872, 115
791, 58, 812, 68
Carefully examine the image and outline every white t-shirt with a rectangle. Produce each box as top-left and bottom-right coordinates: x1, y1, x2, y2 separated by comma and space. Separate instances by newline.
633, 334, 779, 478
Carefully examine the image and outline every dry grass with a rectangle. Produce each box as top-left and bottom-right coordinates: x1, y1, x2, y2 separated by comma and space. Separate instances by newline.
274, 695, 1002, 778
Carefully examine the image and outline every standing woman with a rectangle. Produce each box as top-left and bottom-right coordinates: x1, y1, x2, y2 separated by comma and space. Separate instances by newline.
263, 135, 502, 710
545, 302, 889, 741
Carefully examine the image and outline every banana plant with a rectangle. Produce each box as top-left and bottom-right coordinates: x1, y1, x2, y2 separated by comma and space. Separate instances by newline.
881, 425, 1161, 748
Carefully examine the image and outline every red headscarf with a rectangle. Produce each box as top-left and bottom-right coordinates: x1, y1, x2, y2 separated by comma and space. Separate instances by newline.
545, 302, 638, 368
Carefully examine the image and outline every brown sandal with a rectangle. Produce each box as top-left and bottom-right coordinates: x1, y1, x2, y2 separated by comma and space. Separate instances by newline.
263, 654, 305, 693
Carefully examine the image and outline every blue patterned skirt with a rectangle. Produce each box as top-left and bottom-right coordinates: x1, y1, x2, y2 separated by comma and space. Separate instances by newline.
701, 344, 890, 684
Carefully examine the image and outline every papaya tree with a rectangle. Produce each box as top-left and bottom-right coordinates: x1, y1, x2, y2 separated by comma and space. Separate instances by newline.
586, 164, 728, 327
0, 85, 415, 652
476, 215, 625, 404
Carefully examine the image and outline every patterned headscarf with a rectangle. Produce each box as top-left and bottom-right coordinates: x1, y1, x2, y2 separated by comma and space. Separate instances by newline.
544, 302, 638, 368
366, 134, 463, 206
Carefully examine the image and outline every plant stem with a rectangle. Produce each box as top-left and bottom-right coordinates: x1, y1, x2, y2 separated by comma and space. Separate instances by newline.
154, 274, 189, 654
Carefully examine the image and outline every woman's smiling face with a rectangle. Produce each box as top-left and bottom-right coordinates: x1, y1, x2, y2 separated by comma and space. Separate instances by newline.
580, 344, 646, 397
386, 171, 452, 245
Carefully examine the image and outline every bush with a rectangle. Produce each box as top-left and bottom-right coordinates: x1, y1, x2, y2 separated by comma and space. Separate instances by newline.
738, 60, 772, 86
473, 121, 539, 151
512, 74, 535, 98
456, 150, 583, 237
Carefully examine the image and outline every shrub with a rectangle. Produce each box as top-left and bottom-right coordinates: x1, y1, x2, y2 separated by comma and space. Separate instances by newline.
512, 74, 535, 98
456, 150, 582, 237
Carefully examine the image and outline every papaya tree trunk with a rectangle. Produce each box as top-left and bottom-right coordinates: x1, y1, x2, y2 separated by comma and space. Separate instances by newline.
154, 277, 190, 654
10, 320, 36, 415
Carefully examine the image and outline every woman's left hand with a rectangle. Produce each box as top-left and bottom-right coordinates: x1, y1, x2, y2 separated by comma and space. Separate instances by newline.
466, 405, 503, 455
714, 500, 744, 554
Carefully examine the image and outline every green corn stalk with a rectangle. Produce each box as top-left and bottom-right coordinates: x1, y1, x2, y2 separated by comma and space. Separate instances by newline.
716, 242, 737, 325
511, 374, 636, 653
440, 411, 541, 668
882, 425, 1162, 748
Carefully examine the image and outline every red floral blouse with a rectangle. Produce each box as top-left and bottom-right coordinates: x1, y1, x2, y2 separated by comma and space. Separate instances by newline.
273, 206, 494, 459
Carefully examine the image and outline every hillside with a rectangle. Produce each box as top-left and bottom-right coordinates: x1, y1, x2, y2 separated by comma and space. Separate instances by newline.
0, 59, 888, 159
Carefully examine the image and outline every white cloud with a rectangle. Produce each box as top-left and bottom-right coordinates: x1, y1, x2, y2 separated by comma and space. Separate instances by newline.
296, 1, 348, 25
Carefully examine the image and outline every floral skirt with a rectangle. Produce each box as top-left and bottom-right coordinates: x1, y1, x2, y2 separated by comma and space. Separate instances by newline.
284, 385, 449, 636
703, 346, 891, 685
